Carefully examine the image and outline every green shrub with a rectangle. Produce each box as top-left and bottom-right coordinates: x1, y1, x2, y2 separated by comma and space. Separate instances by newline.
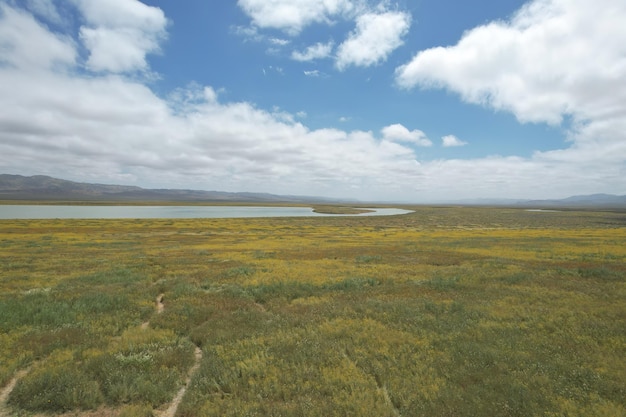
500, 272, 532, 284
119, 403, 154, 417
9, 365, 103, 412
249, 281, 316, 303
356, 255, 382, 264
427, 276, 460, 291
0, 292, 74, 331
578, 266, 624, 281
324, 276, 380, 290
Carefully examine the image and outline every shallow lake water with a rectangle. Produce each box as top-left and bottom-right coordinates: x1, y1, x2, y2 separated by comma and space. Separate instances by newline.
0, 205, 413, 219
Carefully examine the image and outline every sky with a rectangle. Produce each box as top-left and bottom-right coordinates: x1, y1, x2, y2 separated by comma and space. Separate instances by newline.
1, 0, 625, 202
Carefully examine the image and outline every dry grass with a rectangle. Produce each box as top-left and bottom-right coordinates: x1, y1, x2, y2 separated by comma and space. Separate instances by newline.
1, 207, 625, 416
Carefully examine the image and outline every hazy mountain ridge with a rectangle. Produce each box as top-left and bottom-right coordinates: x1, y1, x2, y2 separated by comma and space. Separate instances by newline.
519, 194, 626, 208
0, 174, 347, 203
1, 174, 624, 207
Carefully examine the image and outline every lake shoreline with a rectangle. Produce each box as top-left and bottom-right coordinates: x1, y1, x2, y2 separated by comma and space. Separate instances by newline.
0, 205, 412, 220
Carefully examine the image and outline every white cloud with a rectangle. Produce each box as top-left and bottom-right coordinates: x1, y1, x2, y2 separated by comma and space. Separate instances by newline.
269, 37, 290, 46
394, 0, 626, 198
2, 3, 625, 201
395, 0, 626, 127
442, 135, 467, 147
79, 27, 157, 73
236, 0, 357, 35
292, 41, 334, 62
238, 1, 412, 71
0, 4, 76, 70
0, 70, 425, 196
304, 70, 321, 77
232, 24, 262, 42
263, 66, 284, 75
73, 0, 167, 73
0, 4, 425, 199
72, 0, 166, 30
25, 0, 63, 24
382, 124, 432, 146
336, 11, 411, 70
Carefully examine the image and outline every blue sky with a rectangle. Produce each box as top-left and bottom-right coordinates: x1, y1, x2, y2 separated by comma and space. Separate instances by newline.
1, 0, 625, 201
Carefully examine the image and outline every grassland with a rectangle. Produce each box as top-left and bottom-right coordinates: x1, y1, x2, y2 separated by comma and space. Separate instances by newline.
310, 206, 375, 215
1, 207, 625, 416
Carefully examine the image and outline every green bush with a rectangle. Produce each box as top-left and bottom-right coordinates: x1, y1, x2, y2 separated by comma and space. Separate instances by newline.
9, 365, 103, 412
119, 403, 155, 417
427, 276, 460, 291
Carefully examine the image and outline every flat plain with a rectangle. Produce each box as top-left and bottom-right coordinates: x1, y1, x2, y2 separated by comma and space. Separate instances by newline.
1, 207, 625, 416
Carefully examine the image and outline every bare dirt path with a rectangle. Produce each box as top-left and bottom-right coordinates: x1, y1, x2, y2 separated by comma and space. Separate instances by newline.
147, 293, 203, 417
141, 293, 166, 329
156, 346, 203, 417
342, 349, 401, 417
0, 368, 30, 417
4, 292, 202, 417
156, 293, 165, 314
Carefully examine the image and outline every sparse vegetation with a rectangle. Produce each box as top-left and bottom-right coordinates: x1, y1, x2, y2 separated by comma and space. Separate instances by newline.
311, 205, 375, 215
1, 207, 625, 416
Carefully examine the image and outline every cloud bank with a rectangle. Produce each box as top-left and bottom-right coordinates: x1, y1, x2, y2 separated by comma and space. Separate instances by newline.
1, 0, 625, 201
0, 1, 424, 199
395, 0, 626, 198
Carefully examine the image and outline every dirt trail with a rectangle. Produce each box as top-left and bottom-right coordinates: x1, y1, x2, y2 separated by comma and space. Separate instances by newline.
156, 346, 203, 417
0, 368, 30, 417
2, 293, 202, 417
342, 349, 401, 417
381, 386, 401, 417
156, 294, 165, 313
141, 293, 166, 329
149, 293, 203, 417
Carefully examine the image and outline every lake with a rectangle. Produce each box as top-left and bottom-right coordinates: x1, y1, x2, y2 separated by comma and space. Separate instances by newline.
0, 205, 413, 219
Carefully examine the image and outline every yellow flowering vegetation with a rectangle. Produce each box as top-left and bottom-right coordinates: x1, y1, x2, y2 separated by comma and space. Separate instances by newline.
0, 207, 625, 416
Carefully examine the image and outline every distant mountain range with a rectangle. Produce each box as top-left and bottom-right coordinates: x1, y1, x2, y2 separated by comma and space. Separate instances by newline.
452, 194, 626, 208
1, 174, 625, 208
520, 194, 626, 208
0, 174, 348, 203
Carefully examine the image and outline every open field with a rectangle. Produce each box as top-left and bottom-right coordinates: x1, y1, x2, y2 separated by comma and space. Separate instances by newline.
1, 207, 625, 416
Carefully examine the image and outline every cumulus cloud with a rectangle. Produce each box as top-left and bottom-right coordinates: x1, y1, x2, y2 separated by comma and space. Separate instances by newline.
238, 1, 412, 70
0, 3, 425, 199
336, 11, 411, 70
0, 4, 76, 70
382, 124, 432, 146
394, 0, 626, 197
442, 135, 467, 147
73, 0, 167, 73
395, 0, 626, 127
0, 70, 423, 196
236, 0, 356, 35
291, 41, 334, 61
2, 2, 625, 201
25, 0, 63, 24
